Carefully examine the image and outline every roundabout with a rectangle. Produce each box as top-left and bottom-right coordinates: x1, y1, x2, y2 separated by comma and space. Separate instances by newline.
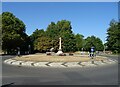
2, 55, 118, 85
3, 54, 117, 68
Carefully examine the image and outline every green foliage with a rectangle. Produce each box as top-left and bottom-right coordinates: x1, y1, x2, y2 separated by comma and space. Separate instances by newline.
2, 12, 29, 54
57, 20, 76, 52
46, 22, 59, 39
57, 20, 72, 33
106, 19, 120, 53
0, 14, 2, 52
46, 20, 76, 52
84, 36, 104, 51
75, 34, 84, 51
60, 30, 76, 52
2, 12, 106, 54
31, 20, 77, 52
30, 29, 45, 42
30, 29, 52, 53
34, 36, 52, 52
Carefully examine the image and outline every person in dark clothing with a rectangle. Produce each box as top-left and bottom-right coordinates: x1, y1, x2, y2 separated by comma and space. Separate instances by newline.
89, 46, 95, 58
17, 47, 20, 57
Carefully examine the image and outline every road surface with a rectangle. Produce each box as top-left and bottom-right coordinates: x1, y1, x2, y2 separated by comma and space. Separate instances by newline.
1, 55, 119, 86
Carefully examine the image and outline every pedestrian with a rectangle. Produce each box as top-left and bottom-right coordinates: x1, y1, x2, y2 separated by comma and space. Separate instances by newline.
17, 47, 20, 57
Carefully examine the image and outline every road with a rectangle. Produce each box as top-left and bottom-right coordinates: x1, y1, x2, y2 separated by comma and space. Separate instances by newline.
1, 55, 119, 86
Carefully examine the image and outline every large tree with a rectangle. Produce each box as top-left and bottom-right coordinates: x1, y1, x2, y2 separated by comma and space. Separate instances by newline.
75, 34, 84, 51
56, 20, 76, 52
46, 22, 59, 40
30, 29, 51, 53
34, 36, 52, 53
46, 20, 76, 52
45, 22, 59, 51
0, 14, 2, 52
106, 20, 120, 53
2, 12, 29, 54
84, 35, 104, 51
31, 20, 77, 53
30, 29, 45, 42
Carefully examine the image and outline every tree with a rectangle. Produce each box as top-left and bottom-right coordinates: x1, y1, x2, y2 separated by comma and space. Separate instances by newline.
30, 29, 45, 42
57, 20, 72, 34
34, 36, 52, 53
56, 20, 76, 52
45, 22, 59, 51
60, 30, 76, 52
0, 14, 2, 52
106, 19, 120, 53
2, 12, 28, 54
30, 29, 46, 53
75, 34, 84, 51
45, 20, 76, 52
46, 22, 59, 40
84, 36, 104, 51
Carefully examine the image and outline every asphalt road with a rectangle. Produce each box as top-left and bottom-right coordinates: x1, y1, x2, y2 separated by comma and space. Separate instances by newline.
1, 55, 119, 86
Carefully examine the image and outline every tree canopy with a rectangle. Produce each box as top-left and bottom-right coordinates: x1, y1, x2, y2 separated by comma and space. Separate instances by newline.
31, 20, 77, 53
75, 34, 84, 51
84, 35, 104, 51
2, 12, 106, 54
2, 12, 29, 54
0, 14, 2, 52
106, 19, 120, 53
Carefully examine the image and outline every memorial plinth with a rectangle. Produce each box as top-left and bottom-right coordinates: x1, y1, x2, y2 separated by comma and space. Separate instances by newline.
56, 37, 63, 55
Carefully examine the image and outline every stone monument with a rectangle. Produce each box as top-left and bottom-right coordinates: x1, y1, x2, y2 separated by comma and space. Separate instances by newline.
56, 37, 63, 55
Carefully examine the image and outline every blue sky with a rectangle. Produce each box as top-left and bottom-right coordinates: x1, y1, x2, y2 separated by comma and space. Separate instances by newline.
2, 2, 118, 43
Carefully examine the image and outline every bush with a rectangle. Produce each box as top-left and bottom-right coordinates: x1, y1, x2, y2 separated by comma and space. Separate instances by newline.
69, 53, 73, 56
59, 53, 66, 56
46, 52, 52, 55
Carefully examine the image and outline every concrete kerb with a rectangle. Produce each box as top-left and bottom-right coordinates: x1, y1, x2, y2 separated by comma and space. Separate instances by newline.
3, 57, 117, 68
34, 62, 50, 67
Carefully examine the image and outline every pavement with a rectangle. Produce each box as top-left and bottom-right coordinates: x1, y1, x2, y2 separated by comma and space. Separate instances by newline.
1, 55, 119, 85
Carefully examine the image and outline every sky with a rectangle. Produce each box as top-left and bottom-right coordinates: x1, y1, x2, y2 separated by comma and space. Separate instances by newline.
2, 2, 118, 43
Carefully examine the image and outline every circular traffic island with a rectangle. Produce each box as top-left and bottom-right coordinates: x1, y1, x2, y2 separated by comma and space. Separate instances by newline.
4, 54, 117, 68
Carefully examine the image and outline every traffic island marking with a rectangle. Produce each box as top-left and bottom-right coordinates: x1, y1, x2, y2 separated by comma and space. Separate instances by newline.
33, 62, 49, 67
65, 62, 82, 67
61, 62, 68, 67
3, 56, 117, 68
48, 62, 65, 67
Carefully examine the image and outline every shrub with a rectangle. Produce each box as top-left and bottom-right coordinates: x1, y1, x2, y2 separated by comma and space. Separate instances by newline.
69, 53, 73, 56
46, 52, 51, 55
59, 53, 66, 56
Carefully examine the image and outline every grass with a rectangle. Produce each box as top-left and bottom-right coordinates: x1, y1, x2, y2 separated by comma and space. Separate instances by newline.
12, 54, 106, 62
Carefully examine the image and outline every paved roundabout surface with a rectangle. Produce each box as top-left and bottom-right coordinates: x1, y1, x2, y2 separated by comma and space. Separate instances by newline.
3, 54, 117, 68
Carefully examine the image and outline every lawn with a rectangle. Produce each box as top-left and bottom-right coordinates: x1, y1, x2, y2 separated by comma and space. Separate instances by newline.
13, 54, 106, 62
